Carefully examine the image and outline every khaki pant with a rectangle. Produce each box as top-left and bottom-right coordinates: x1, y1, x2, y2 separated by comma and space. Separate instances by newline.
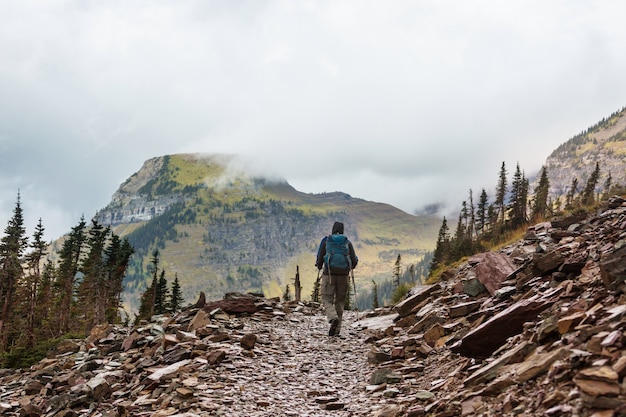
321, 273, 349, 333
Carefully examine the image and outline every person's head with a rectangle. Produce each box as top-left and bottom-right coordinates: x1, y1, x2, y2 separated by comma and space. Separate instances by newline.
332, 221, 344, 235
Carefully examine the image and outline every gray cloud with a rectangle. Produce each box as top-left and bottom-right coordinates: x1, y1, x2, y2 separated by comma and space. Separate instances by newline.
2, 1, 626, 239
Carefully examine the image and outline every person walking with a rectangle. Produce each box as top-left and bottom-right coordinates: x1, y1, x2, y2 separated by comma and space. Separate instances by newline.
315, 221, 358, 337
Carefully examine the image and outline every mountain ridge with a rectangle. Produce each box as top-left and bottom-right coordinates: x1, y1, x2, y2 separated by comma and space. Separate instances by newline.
93, 153, 440, 313
545, 106, 626, 198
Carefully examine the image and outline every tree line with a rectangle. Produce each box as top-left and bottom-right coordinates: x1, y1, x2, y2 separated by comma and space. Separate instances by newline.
428, 160, 623, 278
0, 194, 191, 367
135, 249, 184, 324
0, 194, 136, 367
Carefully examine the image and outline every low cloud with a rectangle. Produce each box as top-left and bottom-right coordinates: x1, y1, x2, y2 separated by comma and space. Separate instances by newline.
2, 1, 626, 240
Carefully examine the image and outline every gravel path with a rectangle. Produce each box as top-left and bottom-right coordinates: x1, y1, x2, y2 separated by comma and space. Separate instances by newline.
195, 310, 389, 417
1, 307, 413, 417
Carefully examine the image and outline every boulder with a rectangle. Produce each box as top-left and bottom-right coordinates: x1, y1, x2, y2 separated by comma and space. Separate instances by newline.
474, 251, 516, 295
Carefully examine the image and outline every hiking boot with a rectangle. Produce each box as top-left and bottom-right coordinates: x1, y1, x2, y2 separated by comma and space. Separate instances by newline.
329, 318, 339, 336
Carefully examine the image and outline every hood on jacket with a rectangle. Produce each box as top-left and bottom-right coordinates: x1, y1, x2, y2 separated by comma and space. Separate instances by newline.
332, 221, 344, 235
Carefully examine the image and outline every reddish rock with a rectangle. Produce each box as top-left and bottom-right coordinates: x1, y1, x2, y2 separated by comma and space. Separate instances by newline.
599, 246, 626, 289
204, 292, 261, 314
406, 405, 425, 417
394, 284, 441, 318
423, 323, 445, 346
533, 250, 565, 275
391, 346, 405, 360
240, 333, 257, 350
474, 251, 516, 295
451, 291, 559, 358
408, 309, 443, 335
187, 309, 211, 332
207, 349, 227, 365
449, 300, 481, 318
514, 347, 569, 382
557, 311, 586, 334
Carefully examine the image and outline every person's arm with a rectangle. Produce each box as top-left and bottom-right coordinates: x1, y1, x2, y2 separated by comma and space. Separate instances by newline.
315, 237, 327, 269
348, 241, 358, 269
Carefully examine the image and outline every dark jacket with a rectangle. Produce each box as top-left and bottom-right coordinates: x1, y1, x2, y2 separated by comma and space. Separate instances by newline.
315, 222, 358, 275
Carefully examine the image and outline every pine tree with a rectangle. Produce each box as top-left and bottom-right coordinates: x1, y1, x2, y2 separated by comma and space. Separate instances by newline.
531, 166, 550, 221
371, 280, 380, 309
0, 193, 28, 352
495, 162, 508, 227
467, 189, 476, 240
136, 276, 157, 324
452, 206, 473, 259
476, 189, 489, 236
54, 217, 86, 335
136, 249, 160, 323
393, 254, 401, 289
509, 163, 528, 228
429, 217, 450, 276
78, 220, 111, 332
22, 219, 47, 348
460, 200, 469, 235
35, 260, 55, 341
154, 269, 169, 315
103, 235, 134, 324
522, 176, 529, 221
283, 284, 291, 302
581, 161, 601, 206
294, 266, 302, 302
169, 273, 184, 312
565, 178, 579, 210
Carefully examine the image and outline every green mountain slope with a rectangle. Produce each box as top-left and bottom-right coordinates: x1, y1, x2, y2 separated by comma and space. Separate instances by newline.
94, 154, 440, 313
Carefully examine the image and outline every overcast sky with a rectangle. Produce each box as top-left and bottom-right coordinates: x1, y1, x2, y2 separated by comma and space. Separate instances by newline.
2, 1, 626, 240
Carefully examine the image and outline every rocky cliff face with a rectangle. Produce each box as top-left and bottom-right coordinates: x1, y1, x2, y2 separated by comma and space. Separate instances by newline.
95, 156, 187, 226
544, 107, 626, 198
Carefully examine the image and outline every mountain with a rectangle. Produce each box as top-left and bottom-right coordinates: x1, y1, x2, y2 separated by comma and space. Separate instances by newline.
544, 106, 626, 198
93, 153, 440, 313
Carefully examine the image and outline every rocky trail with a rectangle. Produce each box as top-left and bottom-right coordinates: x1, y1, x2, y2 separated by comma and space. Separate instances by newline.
0, 303, 427, 417
1, 195, 626, 417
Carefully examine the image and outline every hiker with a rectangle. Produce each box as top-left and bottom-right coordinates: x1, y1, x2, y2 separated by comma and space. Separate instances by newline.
315, 221, 358, 337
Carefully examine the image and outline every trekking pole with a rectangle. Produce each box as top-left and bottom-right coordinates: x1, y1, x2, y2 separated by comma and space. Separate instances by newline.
315, 268, 321, 304
351, 269, 358, 316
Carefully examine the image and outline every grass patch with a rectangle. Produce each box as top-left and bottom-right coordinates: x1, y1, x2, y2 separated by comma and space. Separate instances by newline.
0, 333, 84, 369
169, 154, 228, 187
605, 140, 626, 156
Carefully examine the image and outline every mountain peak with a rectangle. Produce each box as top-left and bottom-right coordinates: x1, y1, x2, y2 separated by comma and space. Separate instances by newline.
94, 153, 440, 313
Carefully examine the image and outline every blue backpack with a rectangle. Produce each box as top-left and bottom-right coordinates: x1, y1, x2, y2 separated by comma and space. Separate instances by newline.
324, 234, 352, 274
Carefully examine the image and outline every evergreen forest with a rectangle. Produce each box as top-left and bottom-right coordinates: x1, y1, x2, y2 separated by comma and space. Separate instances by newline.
427, 160, 625, 281
0, 195, 134, 367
